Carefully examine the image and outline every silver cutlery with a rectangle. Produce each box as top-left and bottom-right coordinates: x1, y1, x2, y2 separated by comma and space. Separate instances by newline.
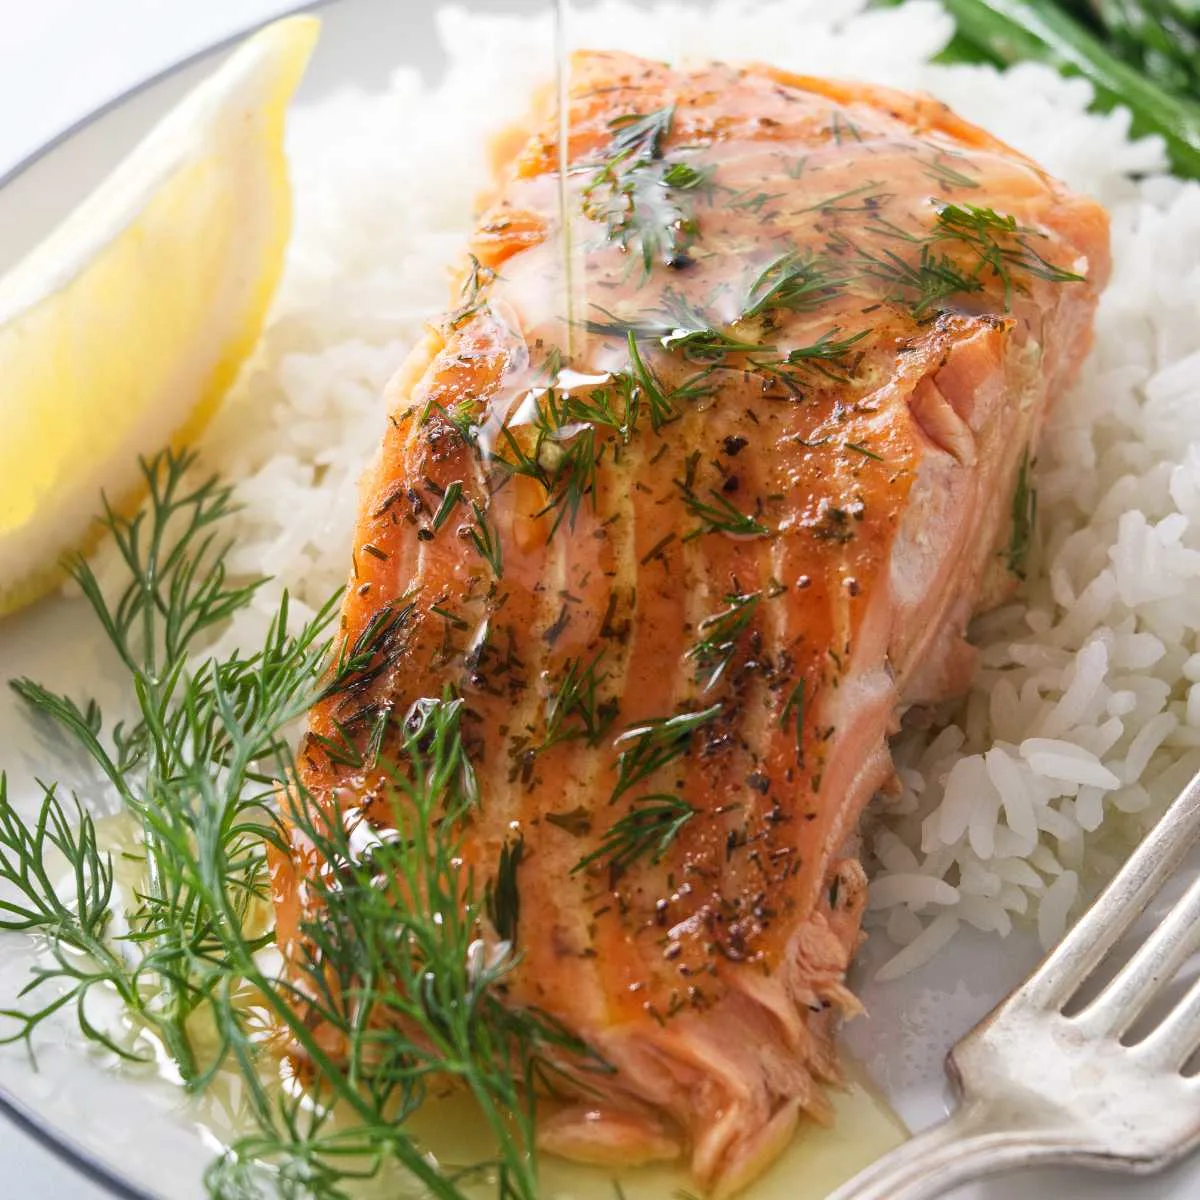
829, 766, 1200, 1200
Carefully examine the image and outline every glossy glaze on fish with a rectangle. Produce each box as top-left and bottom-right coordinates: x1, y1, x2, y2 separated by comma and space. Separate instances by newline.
273, 52, 1109, 1195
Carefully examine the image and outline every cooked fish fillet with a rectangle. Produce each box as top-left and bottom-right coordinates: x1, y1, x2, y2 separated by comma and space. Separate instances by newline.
273, 51, 1110, 1196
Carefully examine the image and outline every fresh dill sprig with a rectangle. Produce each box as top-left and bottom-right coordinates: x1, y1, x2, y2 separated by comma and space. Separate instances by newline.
685, 592, 761, 692
934, 202, 1085, 306
541, 653, 618, 751
1008, 447, 1038, 578
0, 449, 602, 1200
263, 696, 604, 1199
468, 501, 504, 578
8, 450, 337, 1081
450, 254, 496, 327
856, 242, 983, 317
0, 780, 144, 1060
485, 834, 525, 945
923, 155, 980, 190
610, 704, 722, 804
677, 484, 771, 541
781, 680, 806, 762
582, 105, 709, 278
432, 481, 464, 531
573, 793, 696, 878
589, 290, 768, 362
739, 252, 848, 321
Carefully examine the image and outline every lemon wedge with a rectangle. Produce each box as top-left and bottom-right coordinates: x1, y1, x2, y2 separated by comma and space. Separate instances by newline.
0, 16, 319, 616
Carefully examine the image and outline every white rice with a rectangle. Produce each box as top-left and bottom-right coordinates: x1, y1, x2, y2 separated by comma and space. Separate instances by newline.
129, 1, 1200, 978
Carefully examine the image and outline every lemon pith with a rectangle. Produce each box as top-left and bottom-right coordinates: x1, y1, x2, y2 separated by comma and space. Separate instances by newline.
0, 16, 320, 616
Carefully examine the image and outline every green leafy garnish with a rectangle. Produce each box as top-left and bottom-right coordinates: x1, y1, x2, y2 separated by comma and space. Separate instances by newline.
573, 793, 697, 878
739, 252, 849, 321
934, 202, 1084, 305
486, 834, 526, 945
685, 592, 761, 692
1008, 447, 1038, 578
582, 105, 711, 278
541, 653, 619, 751
610, 704, 723, 804
0, 450, 601, 1200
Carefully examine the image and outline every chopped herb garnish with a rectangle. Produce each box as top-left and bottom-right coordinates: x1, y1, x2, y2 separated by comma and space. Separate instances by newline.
923, 155, 980, 190
545, 806, 593, 838
728, 189, 786, 213
432, 480, 463, 531
799, 181, 887, 216
781, 680, 806, 760
485, 834, 525, 945
582, 105, 709, 277
468, 500, 504, 577
624, 331, 680, 432
425, 396, 479, 444
934, 202, 1085, 306
573, 793, 696, 877
845, 441, 884, 461
589, 290, 769, 362
661, 160, 718, 195
496, 403, 602, 538
431, 603, 469, 630
541, 653, 618, 750
610, 704, 723, 804
686, 592, 761, 692
829, 110, 863, 144
740, 252, 848, 321
782, 327, 871, 363
856, 242, 983, 317
450, 253, 496, 324
678, 485, 771, 541
1008, 447, 1038, 578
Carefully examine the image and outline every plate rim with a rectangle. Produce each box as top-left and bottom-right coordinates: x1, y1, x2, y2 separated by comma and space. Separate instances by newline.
0, 0, 322, 194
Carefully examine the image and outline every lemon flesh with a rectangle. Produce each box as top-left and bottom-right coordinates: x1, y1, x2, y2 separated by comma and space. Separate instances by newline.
0, 16, 319, 616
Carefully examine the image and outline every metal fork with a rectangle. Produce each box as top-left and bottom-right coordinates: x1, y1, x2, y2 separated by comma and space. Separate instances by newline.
829, 766, 1200, 1200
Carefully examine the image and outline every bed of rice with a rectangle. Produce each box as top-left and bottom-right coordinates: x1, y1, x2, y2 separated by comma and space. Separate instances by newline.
186, 0, 1200, 981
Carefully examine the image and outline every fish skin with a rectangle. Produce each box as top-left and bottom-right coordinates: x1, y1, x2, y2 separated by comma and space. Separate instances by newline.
273, 51, 1110, 1195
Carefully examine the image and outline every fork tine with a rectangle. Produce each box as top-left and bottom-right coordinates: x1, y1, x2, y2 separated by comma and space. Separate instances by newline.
1020, 766, 1200, 1011
1074, 872, 1200, 1038
1139, 973, 1200, 1070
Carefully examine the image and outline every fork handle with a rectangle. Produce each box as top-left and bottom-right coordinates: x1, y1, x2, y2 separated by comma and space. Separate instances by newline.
825, 1101, 1071, 1200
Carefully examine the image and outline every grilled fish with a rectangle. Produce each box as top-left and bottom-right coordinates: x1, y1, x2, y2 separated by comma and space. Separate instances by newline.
273, 51, 1109, 1196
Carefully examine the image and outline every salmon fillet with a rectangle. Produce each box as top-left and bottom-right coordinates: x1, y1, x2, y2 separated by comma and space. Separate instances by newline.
273, 51, 1109, 1196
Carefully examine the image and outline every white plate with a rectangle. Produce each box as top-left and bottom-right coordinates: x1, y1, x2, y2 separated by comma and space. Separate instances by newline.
0, 2, 1196, 1198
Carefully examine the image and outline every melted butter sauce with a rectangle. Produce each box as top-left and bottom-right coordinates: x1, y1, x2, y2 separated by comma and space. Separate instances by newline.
402, 1064, 906, 1199
176, 1062, 904, 1200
